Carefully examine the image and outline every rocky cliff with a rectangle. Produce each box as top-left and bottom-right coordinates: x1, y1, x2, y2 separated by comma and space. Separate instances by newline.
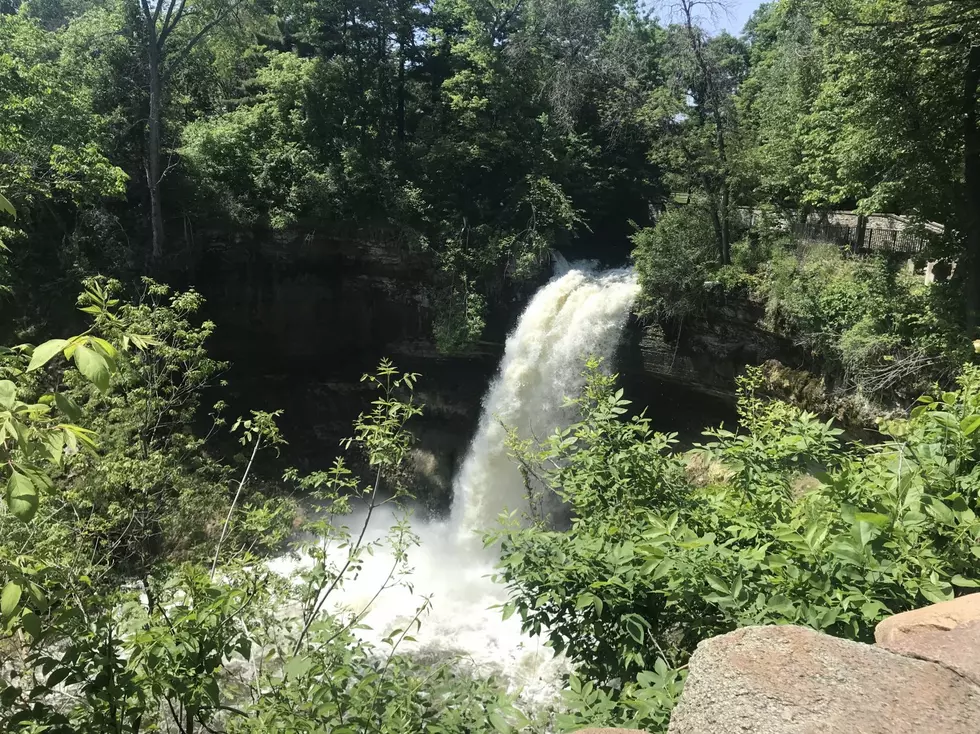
183, 229, 766, 497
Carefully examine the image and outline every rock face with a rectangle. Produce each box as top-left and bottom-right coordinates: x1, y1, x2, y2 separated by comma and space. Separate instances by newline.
619, 299, 800, 402
875, 593, 980, 687
182, 226, 513, 489
668, 625, 980, 734
185, 227, 738, 483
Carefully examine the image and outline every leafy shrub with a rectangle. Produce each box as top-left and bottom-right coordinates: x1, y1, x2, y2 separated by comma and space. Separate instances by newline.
757, 242, 966, 395
1, 332, 524, 733
632, 206, 719, 320
492, 361, 980, 731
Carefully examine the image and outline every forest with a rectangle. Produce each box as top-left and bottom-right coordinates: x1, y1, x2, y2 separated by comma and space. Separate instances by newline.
2, 0, 980, 730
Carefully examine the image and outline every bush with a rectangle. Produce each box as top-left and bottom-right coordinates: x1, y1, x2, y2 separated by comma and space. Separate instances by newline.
1, 320, 524, 733
492, 361, 980, 731
632, 206, 719, 320
757, 242, 967, 396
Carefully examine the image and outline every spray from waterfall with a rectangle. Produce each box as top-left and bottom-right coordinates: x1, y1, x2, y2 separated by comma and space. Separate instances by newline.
274, 261, 639, 712
451, 265, 640, 545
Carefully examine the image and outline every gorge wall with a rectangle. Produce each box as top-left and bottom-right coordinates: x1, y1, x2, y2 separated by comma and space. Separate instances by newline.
182, 228, 787, 499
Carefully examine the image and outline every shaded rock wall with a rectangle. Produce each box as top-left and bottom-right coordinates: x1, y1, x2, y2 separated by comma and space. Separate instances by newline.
182, 228, 748, 497
620, 300, 802, 403
181, 226, 516, 502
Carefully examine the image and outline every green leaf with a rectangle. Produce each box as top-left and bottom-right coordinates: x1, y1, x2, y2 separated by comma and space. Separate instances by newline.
854, 512, 890, 529
704, 574, 730, 595
861, 600, 887, 619
6, 471, 39, 522
20, 610, 41, 640
817, 606, 839, 629
283, 655, 312, 679
622, 614, 646, 644
961, 415, 980, 436
0, 380, 15, 409
951, 575, 980, 588
54, 393, 82, 422
73, 344, 110, 392
489, 711, 512, 733
918, 580, 953, 605
0, 193, 14, 219
1, 582, 22, 618
90, 337, 118, 360
766, 594, 795, 615
27, 339, 69, 372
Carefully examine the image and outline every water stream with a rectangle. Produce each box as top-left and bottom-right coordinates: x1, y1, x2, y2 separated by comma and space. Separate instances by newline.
275, 263, 639, 712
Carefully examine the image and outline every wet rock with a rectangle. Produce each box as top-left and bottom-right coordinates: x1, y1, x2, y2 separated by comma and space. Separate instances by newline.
668, 625, 980, 734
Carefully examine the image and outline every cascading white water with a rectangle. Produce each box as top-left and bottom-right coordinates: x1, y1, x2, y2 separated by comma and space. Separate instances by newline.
451, 265, 640, 546
273, 263, 639, 713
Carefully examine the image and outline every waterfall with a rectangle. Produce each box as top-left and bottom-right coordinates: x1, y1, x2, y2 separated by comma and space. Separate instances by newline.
272, 263, 638, 715
451, 264, 639, 544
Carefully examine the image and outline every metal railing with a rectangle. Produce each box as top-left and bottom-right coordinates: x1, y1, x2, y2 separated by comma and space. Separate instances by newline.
788, 221, 931, 255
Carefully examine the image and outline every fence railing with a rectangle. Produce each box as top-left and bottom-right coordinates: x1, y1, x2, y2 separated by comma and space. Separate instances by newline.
788, 221, 932, 255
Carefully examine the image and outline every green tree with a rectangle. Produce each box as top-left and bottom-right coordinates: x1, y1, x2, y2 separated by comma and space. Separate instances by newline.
645, 1, 747, 264
493, 361, 980, 730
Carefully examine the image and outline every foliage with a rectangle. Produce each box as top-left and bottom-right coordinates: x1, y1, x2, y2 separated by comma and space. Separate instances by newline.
757, 242, 966, 395
1, 0, 673, 349
632, 206, 719, 320
2, 310, 524, 733
492, 360, 980, 731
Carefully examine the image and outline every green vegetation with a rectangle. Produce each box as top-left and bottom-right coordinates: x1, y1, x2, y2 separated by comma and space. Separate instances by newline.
8, 273, 979, 732
0, 273, 526, 731
493, 360, 980, 729
3, 0, 980, 729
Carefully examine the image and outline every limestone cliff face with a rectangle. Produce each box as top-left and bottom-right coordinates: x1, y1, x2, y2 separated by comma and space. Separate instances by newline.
620, 299, 802, 402
184, 229, 757, 495
183, 227, 510, 504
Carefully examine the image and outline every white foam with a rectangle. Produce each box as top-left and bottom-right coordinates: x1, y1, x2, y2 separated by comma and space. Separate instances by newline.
272, 265, 639, 714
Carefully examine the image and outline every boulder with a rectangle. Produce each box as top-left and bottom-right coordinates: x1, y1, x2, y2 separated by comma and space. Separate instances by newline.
875, 593, 980, 686
668, 625, 980, 734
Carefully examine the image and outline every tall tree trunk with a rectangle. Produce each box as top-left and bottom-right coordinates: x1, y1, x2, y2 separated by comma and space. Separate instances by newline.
396, 35, 406, 143
720, 181, 731, 265
683, 3, 731, 265
963, 43, 980, 331
146, 31, 166, 261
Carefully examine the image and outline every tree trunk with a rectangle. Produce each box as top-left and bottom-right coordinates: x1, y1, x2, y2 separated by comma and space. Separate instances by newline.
146, 31, 166, 261
963, 43, 980, 331
396, 36, 406, 143
720, 181, 731, 265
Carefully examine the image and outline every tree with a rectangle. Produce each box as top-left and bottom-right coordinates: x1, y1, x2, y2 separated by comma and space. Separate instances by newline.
737, 0, 980, 327
649, 0, 747, 264
135, 0, 250, 260
0, 14, 126, 237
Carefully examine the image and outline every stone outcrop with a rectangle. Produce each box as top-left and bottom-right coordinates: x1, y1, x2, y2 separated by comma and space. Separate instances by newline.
184, 226, 511, 487
668, 624, 980, 734
619, 300, 800, 403
185, 227, 743, 483
875, 593, 980, 687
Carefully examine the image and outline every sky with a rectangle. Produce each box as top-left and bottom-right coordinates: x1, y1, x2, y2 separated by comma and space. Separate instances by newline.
717, 0, 764, 34
655, 0, 764, 36
718, 0, 762, 36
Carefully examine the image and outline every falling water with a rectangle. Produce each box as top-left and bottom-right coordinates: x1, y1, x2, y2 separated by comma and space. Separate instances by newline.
451, 265, 640, 545
274, 262, 639, 714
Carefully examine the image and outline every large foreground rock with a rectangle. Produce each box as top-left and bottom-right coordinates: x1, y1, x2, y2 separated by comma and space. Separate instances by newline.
875, 593, 980, 686
668, 625, 980, 734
